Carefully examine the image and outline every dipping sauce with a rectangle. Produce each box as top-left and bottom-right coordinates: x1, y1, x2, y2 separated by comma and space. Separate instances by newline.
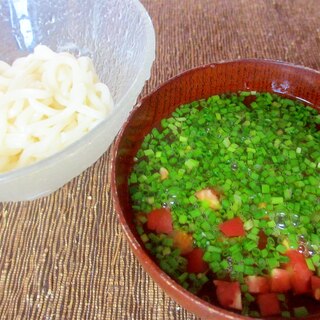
129, 92, 320, 318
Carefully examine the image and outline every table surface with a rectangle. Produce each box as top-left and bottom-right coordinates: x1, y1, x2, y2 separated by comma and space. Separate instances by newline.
1, 0, 320, 319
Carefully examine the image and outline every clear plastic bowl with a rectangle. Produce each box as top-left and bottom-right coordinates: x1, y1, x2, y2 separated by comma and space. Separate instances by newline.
0, 0, 155, 201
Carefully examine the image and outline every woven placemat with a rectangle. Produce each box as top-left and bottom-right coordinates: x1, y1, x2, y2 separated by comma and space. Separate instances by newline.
1, 0, 320, 319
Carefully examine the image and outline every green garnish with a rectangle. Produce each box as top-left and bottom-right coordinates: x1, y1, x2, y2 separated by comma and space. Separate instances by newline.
130, 92, 320, 317
293, 306, 309, 317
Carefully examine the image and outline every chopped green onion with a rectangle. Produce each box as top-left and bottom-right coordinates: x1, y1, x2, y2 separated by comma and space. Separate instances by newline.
293, 307, 309, 318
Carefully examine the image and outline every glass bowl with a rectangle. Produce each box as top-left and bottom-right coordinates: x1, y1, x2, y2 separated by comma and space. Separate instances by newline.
0, 0, 155, 201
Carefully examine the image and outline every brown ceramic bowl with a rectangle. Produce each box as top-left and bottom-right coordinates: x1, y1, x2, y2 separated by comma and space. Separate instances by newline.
111, 60, 320, 320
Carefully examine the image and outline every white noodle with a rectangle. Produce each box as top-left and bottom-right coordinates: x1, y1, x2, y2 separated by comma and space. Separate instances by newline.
0, 45, 113, 173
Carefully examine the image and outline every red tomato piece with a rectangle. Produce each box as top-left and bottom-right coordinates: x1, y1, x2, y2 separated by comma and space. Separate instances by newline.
258, 230, 268, 250
311, 276, 320, 300
146, 208, 173, 234
214, 280, 242, 310
257, 293, 281, 317
195, 188, 221, 210
245, 275, 269, 294
285, 250, 312, 294
185, 248, 209, 274
219, 217, 245, 237
270, 268, 291, 293
159, 167, 169, 180
171, 230, 194, 255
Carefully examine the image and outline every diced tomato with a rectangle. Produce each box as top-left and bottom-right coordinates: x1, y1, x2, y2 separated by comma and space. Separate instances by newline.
195, 188, 221, 210
214, 280, 242, 310
258, 230, 268, 250
245, 275, 269, 294
219, 217, 245, 237
171, 230, 194, 255
311, 275, 320, 291
185, 248, 209, 274
270, 268, 291, 293
311, 276, 320, 300
146, 208, 173, 234
285, 249, 308, 266
284, 249, 312, 294
257, 293, 281, 317
159, 167, 169, 180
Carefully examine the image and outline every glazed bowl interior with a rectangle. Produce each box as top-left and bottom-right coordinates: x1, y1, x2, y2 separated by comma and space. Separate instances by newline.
0, 0, 155, 201
112, 60, 320, 320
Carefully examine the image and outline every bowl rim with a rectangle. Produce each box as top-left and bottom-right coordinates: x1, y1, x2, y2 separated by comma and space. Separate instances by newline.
141, 57, 320, 104
116, 58, 320, 129
0, 0, 156, 182
111, 58, 320, 320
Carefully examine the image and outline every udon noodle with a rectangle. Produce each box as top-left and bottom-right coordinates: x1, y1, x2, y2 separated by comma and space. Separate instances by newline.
0, 45, 113, 173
